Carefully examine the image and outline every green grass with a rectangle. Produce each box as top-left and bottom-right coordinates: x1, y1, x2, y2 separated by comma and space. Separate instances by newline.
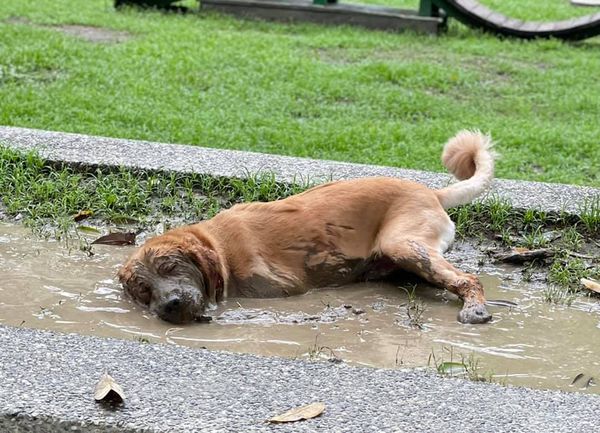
543, 254, 599, 306
0, 145, 307, 240
548, 254, 599, 288
448, 195, 599, 239
0, 0, 599, 186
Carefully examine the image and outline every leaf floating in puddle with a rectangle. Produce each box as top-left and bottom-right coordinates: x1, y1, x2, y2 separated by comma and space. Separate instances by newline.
77, 225, 101, 234
73, 209, 93, 222
91, 232, 136, 246
581, 278, 600, 294
437, 361, 467, 375
94, 372, 125, 404
268, 402, 325, 423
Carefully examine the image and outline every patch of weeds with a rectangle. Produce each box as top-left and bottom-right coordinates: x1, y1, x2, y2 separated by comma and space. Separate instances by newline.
448, 205, 475, 238
548, 255, 596, 289
306, 334, 342, 363
561, 226, 583, 251
521, 226, 549, 250
0, 146, 312, 240
449, 195, 599, 292
398, 284, 426, 329
542, 285, 576, 306
487, 196, 513, 232
226, 171, 310, 203
544, 253, 600, 305
521, 208, 547, 230
448, 200, 486, 238
447, 195, 596, 244
395, 342, 409, 367
428, 346, 495, 384
579, 196, 600, 235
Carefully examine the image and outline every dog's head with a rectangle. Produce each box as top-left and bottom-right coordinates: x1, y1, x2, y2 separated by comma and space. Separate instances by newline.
118, 229, 223, 324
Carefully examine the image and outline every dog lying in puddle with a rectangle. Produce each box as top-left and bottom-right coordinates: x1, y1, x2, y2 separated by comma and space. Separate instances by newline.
119, 131, 495, 325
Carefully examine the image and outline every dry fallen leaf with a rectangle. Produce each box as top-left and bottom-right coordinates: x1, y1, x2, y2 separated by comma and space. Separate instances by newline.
581, 278, 600, 294
570, 372, 595, 389
268, 402, 325, 423
91, 232, 136, 246
94, 372, 125, 404
571, 373, 585, 386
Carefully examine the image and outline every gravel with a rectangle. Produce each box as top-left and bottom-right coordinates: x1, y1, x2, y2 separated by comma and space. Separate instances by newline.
2, 325, 599, 433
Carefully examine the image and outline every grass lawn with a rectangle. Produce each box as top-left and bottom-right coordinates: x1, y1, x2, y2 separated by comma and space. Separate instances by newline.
0, 0, 599, 187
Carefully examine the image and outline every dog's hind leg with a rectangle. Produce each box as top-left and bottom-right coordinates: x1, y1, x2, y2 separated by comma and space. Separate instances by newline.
377, 238, 492, 324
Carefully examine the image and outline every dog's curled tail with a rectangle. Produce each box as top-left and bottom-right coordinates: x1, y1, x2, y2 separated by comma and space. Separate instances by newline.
435, 130, 495, 209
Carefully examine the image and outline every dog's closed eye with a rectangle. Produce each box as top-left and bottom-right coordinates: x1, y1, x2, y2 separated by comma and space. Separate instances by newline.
158, 261, 175, 275
157, 260, 177, 275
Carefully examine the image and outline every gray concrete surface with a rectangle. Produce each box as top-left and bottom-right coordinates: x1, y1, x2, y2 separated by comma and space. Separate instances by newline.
0, 126, 598, 214
2, 324, 600, 433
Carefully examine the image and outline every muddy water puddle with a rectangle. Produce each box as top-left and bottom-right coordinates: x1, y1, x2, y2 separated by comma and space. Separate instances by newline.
1, 222, 599, 393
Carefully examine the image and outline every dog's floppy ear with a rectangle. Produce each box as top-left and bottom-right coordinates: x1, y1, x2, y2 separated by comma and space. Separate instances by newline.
117, 257, 153, 305
117, 265, 129, 284
181, 235, 224, 305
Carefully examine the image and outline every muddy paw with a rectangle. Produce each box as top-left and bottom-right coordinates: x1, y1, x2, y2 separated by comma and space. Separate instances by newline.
457, 304, 492, 324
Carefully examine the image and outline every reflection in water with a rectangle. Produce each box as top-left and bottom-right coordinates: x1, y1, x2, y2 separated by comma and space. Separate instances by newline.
1, 222, 599, 393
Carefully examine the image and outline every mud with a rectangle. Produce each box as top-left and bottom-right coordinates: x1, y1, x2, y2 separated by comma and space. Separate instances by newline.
6, 17, 132, 43
1, 222, 599, 394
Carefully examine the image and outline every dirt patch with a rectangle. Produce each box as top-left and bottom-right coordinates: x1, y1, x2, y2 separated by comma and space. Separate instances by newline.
53, 24, 132, 43
6, 17, 132, 43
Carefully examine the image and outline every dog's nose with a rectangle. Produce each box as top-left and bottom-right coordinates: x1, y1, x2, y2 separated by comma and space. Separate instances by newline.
458, 304, 492, 324
159, 297, 186, 324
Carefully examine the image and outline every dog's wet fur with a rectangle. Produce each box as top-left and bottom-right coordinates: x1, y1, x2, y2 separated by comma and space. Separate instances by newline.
119, 131, 496, 325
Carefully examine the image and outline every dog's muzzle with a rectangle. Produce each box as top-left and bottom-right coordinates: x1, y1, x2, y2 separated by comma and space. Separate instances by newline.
156, 292, 205, 324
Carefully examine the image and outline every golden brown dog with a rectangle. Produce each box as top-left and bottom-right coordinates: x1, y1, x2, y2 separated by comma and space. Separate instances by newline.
119, 131, 495, 325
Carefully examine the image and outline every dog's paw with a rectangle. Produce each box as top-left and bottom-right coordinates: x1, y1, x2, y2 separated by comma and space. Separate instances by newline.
457, 304, 492, 324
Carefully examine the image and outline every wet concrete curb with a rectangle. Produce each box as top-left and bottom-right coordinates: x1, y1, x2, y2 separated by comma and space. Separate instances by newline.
2, 324, 600, 433
0, 126, 598, 214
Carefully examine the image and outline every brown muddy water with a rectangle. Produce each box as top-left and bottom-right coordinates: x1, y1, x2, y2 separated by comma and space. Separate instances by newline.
1, 222, 599, 394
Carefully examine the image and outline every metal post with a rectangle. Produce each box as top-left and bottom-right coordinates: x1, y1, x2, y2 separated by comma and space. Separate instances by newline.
418, 0, 440, 16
